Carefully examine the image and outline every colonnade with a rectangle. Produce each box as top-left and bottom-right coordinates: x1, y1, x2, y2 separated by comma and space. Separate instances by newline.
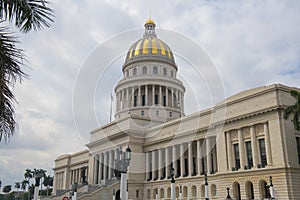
69, 168, 88, 185
116, 84, 184, 113
93, 150, 116, 185
55, 172, 65, 190
145, 137, 218, 181
226, 122, 272, 171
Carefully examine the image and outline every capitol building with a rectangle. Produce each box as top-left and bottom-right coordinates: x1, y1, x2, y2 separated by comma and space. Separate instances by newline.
49, 19, 300, 200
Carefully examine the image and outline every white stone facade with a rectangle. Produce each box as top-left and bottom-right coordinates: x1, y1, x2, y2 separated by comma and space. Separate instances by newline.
51, 19, 300, 200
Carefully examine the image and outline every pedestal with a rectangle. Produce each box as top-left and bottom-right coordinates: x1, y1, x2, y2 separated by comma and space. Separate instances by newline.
33, 186, 39, 200
171, 182, 175, 200
120, 173, 127, 200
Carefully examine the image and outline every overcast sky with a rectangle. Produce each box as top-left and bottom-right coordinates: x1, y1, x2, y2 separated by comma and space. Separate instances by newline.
0, 0, 300, 188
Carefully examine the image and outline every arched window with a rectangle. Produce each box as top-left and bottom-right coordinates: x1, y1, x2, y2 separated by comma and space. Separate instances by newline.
126, 70, 129, 77
176, 187, 179, 198
167, 187, 171, 198
143, 66, 147, 74
233, 182, 241, 200
171, 70, 174, 77
183, 186, 188, 197
211, 184, 217, 197
259, 180, 270, 199
153, 188, 158, 199
147, 189, 151, 199
201, 184, 205, 197
160, 188, 164, 198
191, 185, 197, 197
245, 181, 254, 199
163, 68, 167, 75
153, 66, 158, 74
133, 68, 137, 76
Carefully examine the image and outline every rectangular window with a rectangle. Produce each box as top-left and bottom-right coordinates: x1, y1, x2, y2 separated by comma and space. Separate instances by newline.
245, 141, 253, 169
193, 156, 197, 175
155, 95, 158, 105
163, 96, 166, 106
201, 157, 205, 174
233, 143, 240, 169
142, 95, 145, 106
177, 159, 181, 176
296, 137, 300, 164
211, 153, 214, 174
134, 96, 137, 107
259, 139, 267, 167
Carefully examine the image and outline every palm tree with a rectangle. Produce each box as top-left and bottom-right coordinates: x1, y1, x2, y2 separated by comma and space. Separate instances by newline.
284, 90, 300, 131
21, 180, 28, 191
14, 182, 20, 191
0, 0, 54, 142
24, 168, 33, 200
43, 175, 53, 196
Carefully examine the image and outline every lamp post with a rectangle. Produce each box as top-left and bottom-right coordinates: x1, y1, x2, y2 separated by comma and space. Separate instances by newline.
225, 187, 232, 200
114, 145, 132, 200
33, 172, 43, 200
170, 167, 176, 200
205, 173, 209, 200
155, 188, 158, 200
269, 176, 275, 199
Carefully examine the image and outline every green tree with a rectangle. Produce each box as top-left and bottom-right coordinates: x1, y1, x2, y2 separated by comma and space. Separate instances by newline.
14, 182, 20, 191
21, 180, 27, 191
2, 185, 11, 193
284, 90, 300, 131
43, 175, 53, 196
0, 0, 54, 142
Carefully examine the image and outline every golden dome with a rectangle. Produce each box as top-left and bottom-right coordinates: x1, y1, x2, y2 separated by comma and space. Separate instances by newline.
145, 18, 155, 25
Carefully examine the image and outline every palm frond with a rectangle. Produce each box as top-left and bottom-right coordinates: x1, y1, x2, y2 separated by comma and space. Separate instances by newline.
0, 25, 27, 142
0, 0, 54, 33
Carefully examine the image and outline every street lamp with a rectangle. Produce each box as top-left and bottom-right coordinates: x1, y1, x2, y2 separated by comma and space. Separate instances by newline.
204, 173, 209, 200
170, 167, 175, 200
225, 187, 232, 200
114, 145, 132, 200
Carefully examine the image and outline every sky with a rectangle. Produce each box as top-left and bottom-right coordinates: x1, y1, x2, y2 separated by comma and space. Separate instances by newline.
1, 0, 300, 188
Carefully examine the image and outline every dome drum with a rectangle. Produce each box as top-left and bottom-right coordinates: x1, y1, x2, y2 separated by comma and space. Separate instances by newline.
115, 18, 185, 122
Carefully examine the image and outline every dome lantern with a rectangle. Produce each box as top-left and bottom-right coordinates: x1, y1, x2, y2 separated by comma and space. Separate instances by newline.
144, 18, 156, 37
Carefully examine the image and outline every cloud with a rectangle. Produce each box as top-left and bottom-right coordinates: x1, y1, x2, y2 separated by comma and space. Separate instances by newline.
0, 0, 300, 187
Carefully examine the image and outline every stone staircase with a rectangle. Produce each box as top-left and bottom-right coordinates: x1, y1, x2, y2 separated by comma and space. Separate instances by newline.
41, 179, 119, 200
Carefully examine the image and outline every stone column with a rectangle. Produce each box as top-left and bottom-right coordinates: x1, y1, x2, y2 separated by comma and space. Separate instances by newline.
98, 154, 103, 183
165, 147, 170, 178
172, 145, 177, 176
188, 142, 193, 176
152, 85, 155, 105
158, 149, 162, 179
108, 150, 113, 179
146, 152, 150, 180
180, 143, 185, 177
126, 88, 129, 109
122, 89, 125, 110
138, 86, 141, 106
159, 85, 162, 105
103, 152, 108, 180
93, 155, 98, 184
206, 138, 212, 175
131, 87, 135, 107
171, 88, 174, 108
166, 87, 169, 107
197, 140, 201, 175
145, 85, 148, 106
152, 151, 156, 180
226, 132, 233, 170
250, 126, 258, 168
238, 129, 245, 170
264, 123, 273, 166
